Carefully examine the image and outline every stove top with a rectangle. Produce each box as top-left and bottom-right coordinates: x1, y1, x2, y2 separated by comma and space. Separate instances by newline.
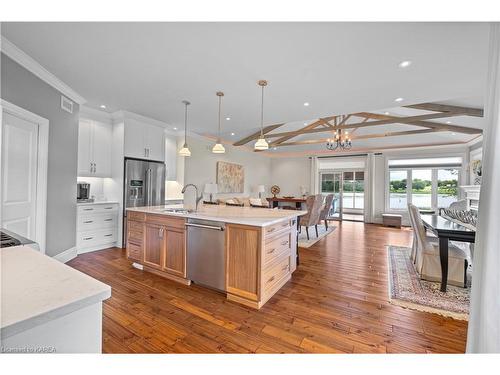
0, 229, 35, 248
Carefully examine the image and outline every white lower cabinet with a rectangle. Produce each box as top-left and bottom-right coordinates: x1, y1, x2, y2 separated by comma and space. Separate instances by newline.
76, 203, 119, 254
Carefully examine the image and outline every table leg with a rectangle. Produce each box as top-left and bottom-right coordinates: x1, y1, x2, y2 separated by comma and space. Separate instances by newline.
439, 236, 449, 292
296, 216, 300, 267
272, 201, 278, 209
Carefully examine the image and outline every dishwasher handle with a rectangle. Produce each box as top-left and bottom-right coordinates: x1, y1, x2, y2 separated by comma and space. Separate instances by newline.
185, 222, 225, 231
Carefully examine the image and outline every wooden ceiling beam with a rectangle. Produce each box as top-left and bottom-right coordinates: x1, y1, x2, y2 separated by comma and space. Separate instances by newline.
269, 115, 337, 146
403, 103, 484, 117
275, 128, 443, 147
232, 123, 284, 146
264, 110, 471, 139
355, 112, 482, 134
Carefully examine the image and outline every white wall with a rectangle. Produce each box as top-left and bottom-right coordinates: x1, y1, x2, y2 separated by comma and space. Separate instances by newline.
183, 136, 273, 205
270, 157, 311, 197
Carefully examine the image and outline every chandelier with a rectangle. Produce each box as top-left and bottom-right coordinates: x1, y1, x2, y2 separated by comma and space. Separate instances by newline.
326, 129, 352, 151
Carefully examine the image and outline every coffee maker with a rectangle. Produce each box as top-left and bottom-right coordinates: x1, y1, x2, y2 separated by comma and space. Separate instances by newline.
77, 182, 92, 202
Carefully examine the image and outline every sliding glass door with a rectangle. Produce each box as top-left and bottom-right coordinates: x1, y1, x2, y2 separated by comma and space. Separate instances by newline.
319, 170, 364, 221
320, 171, 342, 220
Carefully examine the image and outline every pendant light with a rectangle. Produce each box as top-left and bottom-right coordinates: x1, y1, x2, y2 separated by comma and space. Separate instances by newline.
179, 100, 191, 157
254, 80, 269, 150
212, 91, 226, 154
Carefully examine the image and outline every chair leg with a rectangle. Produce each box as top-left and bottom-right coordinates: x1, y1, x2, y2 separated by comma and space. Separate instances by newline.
305, 227, 309, 240
325, 219, 328, 230
315, 225, 318, 237
464, 260, 468, 288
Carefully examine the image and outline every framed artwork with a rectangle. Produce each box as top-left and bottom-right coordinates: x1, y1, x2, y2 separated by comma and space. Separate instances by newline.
469, 147, 483, 185
217, 161, 244, 193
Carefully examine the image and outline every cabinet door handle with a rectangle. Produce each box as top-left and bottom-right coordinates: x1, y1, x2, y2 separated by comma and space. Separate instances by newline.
282, 264, 290, 272
159, 227, 164, 238
268, 227, 276, 233
267, 276, 275, 283
267, 248, 276, 254
94, 162, 97, 173
83, 220, 94, 224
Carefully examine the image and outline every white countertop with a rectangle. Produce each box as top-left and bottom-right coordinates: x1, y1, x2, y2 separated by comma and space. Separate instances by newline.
1, 246, 111, 338
127, 204, 307, 227
77, 201, 119, 206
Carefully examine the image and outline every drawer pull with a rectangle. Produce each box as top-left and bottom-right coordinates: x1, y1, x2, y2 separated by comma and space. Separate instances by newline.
83, 220, 93, 224
267, 276, 275, 283
83, 237, 93, 241
104, 234, 113, 237
104, 207, 113, 210
83, 208, 94, 211
267, 248, 276, 254
104, 218, 113, 222
282, 265, 290, 272
282, 223, 288, 227
267, 227, 276, 233
281, 240, 288, 246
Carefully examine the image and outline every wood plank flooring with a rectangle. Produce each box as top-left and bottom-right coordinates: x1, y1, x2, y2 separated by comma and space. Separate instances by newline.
68, 221, 468, 353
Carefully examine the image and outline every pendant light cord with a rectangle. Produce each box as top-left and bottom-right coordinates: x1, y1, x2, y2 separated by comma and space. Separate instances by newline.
260, 84, 265, 137
218, 95, 222, 142
184, 102, 188, 145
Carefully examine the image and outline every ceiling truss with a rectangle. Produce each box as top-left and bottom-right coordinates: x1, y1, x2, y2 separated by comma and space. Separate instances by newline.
231, 102, 483, 150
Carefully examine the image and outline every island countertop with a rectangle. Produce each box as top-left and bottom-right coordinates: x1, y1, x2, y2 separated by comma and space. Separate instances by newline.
126, 204, 307, 227
1, 246, 111, 339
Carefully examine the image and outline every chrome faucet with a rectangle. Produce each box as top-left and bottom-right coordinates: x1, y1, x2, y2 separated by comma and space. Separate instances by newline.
181, 184, 203, 211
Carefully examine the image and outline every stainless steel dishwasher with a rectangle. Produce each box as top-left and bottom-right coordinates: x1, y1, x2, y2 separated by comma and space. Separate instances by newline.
186, 218, 226, 292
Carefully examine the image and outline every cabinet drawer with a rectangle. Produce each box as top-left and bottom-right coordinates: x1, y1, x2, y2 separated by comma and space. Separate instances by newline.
78, 203, 118, 215
127, 242, 143, 261
262, 255, 290, 293
264, 220, 291, 238
128, 211, 146, 222
77, 228, 117, 249
263, 231, 291, 268
128, 230, 143, 244
145, 214, 185, 229
128, 220, 144, 233
77, 213, 116, 231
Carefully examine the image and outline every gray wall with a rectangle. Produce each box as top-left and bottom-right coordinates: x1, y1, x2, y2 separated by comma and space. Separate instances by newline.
270, 157, 311, 196
1, 54, 79, 257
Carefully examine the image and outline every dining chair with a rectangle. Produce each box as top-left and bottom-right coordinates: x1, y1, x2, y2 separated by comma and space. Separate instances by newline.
409, 203, 469, 287
319, 194, 335, 230
300, 194, 323, 240
407, 203, 437, 263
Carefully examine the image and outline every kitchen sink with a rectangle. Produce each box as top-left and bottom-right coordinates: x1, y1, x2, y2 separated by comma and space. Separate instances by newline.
160, 208, 190, 214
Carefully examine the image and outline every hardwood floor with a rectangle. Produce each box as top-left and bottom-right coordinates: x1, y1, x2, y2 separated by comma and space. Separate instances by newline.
68, 221, 468, 353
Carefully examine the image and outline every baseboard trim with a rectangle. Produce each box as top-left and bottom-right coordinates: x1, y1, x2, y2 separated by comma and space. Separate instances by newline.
77, 242, 117, 255
53, 246, 77, 263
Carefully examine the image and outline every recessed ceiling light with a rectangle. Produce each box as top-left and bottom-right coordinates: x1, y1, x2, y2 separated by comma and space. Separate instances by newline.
226, 117, 231, 121
446, 121, 451, 124
173, 127, 178, 130
398, 60, 412, 68
384, 111, 390, 115
100, 104, 106, 109
394, 97, 404, 102
303, 102, 310, 107
231, 132, 235, 136
273, 147, 277, 150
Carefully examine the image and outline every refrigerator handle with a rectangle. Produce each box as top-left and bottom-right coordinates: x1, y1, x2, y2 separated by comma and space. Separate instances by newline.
147, 168, 153, 206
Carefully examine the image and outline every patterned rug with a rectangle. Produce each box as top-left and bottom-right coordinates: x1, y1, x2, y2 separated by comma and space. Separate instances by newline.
298, 224, 336, 248
387, 245, 470, 320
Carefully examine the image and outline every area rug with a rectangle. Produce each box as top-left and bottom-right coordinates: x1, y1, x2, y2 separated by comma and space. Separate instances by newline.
298, 225, 336, 248
387, 245, 470, 320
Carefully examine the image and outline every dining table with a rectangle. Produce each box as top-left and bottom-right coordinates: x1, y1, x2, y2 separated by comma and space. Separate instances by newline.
421, 214, 476, 292
266, 196, 307, 209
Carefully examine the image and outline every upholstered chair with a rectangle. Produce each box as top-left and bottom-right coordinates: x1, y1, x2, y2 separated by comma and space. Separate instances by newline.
319, 194, 335, 230
409, 203, 469, 287
300, 194, 323, 240
407, 203, 437, 263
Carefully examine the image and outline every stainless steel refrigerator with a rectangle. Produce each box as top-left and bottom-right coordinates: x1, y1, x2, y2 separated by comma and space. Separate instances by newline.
123, 158, 165, 247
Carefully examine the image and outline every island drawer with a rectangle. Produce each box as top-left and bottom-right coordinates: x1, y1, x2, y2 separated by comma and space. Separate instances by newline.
127, 242, 143, 261
262, 255, 290, 293
264, 220, 291, 238
127, 229, 143, 244
128, 220, 144, 233
145, 214, 185, 229
263, 231, 291, 267
128, 211, 146, 221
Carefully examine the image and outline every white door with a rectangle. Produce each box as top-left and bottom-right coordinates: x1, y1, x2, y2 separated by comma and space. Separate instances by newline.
1, 112, 39, 240
92, 121, 112, 176
78, 118, 92, 175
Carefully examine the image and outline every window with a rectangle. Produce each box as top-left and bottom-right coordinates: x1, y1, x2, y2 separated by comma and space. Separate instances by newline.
387, 158, 462, 211
389, 170, 407, 210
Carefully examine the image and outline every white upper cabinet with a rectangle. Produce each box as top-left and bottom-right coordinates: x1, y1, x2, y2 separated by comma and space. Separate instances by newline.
164, 135, 177, 180
78, 119, 112, 177
124, 119, 165, 161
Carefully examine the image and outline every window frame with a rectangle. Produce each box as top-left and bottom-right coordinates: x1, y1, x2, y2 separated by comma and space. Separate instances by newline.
385, 157, 463, 212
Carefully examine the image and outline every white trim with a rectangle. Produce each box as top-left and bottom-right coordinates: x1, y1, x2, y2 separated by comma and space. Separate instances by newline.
112, 110, 170, 129
77, 242, 117, 255
0, 36, 86, 105
1, 99, 49, 254
53, 246, 78, 263
80, 105, 113, 125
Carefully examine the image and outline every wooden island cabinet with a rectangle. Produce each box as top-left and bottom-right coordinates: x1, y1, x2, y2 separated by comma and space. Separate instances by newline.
126, 207, 301, 309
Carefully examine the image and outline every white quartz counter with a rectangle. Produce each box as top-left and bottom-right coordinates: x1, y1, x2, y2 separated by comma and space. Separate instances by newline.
127, 204, 307, 227
77, 201, 119, 206
1, 246, 111, 338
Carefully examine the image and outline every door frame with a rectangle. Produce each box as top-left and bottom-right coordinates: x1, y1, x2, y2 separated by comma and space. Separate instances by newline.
1, 99, 49, 253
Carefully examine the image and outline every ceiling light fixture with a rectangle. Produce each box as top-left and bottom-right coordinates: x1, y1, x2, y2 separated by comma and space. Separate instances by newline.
226, 117, 231, 121
384, 111, 390, 115
100, 104, 106, 109
254, 80, 269, 150
231, 132, 235, 136
398, 60, 412, 68
326, 120, 352, 151
303, 102, 310, 107
179, 100, 191, 157
212, 92, 226, 154
173, 127, 177, 130
395, 97, 404, 102
446, 121, 452, 124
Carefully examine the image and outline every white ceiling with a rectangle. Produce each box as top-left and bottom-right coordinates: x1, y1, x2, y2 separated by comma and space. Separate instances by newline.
0, 22, 489, 153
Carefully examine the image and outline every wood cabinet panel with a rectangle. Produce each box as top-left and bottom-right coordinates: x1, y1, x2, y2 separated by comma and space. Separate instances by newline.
143, 223, 164, 270
225, 224, 261, 301
145, 214, 185, 229
263, 230, 291, 268
128, 211, 145, 222
163, 228, 186, 277
127, 242, 143, 262
264, 220, 291, 239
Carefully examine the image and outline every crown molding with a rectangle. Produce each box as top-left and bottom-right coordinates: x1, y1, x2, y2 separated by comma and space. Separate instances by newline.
1, 36, 86, 104
79, 105, 113, 124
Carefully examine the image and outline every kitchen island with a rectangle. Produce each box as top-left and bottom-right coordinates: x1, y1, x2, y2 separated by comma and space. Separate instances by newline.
126, 204, 306, 309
